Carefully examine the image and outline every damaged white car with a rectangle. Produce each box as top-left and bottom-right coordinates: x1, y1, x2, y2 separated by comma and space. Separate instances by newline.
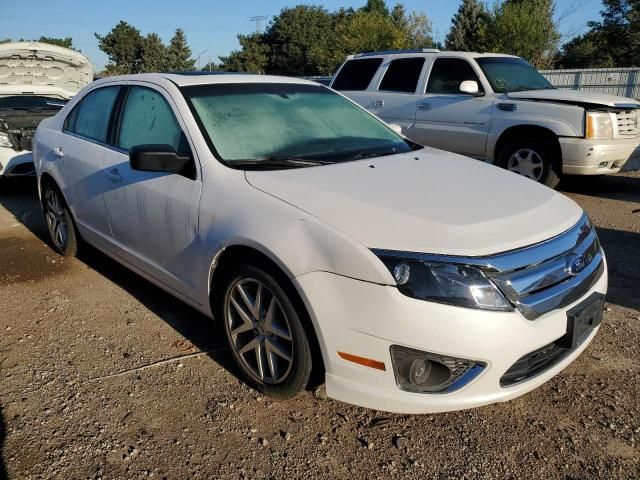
0, 42, 92, 177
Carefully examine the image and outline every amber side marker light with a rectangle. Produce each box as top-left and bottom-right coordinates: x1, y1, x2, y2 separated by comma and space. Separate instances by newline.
337, 351, 386, 371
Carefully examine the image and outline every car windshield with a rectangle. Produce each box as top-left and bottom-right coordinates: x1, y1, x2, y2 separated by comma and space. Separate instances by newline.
182, 83, 414, 167
476, 57, 554, 93
0, 96, 68, 110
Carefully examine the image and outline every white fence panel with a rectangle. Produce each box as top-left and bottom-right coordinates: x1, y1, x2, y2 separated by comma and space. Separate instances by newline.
540, 68, 640, 100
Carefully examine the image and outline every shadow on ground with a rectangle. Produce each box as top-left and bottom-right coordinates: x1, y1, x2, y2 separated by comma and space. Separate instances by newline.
561, 172, 640, 204
0, 177, 241, 383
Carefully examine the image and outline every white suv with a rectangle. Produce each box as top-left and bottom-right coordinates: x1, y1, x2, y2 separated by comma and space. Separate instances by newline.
34, 73, 607, 413
331, 49, 640, 188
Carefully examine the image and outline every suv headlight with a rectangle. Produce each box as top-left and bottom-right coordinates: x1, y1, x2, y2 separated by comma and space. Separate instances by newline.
585, 112, 613, 139
375, 252, 513, 311
0, 132, 12, 148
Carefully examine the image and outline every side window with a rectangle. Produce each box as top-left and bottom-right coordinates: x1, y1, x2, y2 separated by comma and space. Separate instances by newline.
117, 87, 185, 153
332, 58, 383, 91
378, 58, 425, 93
426, 58, 483, 95
65, 86, 120, 142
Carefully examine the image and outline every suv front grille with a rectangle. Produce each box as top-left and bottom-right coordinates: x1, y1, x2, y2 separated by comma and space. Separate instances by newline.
616, 109, 640, 137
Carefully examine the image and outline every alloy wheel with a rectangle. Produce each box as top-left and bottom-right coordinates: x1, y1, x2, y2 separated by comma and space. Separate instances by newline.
507, 148, 544, 181
45, 189, 68, 250
225, 278, 294, 384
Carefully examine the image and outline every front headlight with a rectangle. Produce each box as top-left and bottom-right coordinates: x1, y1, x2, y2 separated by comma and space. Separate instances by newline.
585, 112, 613, 139
0, 132, 12, 148
376, 253, 513, 311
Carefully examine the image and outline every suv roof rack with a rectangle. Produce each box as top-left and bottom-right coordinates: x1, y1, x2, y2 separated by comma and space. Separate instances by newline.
350, 48, 440, 59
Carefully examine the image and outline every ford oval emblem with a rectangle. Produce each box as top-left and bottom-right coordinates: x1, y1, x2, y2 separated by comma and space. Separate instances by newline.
566, 254, 587, 276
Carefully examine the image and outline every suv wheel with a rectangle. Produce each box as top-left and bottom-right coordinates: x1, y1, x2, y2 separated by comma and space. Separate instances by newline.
497, 138, 561, 189
43, 184, 78, 256
220, 263, 312, 399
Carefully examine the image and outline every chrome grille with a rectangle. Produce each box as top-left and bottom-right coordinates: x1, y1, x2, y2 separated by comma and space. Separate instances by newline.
486, 215, 604, 320
616, 109, 640, 137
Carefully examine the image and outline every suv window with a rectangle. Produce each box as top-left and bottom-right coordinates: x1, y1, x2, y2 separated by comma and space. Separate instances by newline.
426, 58, 482, 95
117, 87, 184, 152
65, 86, 120, 143
378, 58, 425, 93
332, 58, 383, 91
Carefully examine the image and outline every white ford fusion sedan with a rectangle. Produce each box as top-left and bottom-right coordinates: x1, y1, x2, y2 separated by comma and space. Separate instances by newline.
33, 73, 607, 413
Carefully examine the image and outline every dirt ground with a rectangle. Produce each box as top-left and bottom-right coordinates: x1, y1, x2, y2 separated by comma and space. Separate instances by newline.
0, 172, 638, 480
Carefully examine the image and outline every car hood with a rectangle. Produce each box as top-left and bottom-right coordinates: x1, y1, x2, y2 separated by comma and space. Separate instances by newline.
0, 42, 93, 99
245, 148, 583, 256
507, 89, 640, 108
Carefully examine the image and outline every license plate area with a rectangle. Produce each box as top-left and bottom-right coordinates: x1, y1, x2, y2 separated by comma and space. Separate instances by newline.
560, 292, 605, 349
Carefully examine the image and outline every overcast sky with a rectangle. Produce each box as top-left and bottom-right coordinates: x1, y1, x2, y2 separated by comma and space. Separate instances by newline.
1, 0, 602, 71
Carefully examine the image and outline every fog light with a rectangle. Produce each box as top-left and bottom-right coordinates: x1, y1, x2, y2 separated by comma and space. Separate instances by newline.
598, 161, 608, 168
390, 345, 485, 394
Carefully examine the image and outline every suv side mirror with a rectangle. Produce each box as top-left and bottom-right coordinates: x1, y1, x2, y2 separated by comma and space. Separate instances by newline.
460, 80, 481, 96
388, 123, 403, 135
129, 144, 191, 174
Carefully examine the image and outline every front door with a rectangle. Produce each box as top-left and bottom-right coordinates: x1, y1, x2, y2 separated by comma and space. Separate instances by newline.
101, 85, 202, 297
413, 57, 493, 158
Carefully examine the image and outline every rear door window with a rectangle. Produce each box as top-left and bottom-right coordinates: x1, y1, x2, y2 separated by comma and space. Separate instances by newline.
64, 86, 120, 143
426, 58, 483, 95
378, 58, 425, 93
332, 58, 383, 91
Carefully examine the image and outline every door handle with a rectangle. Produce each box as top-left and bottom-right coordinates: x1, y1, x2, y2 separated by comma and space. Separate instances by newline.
372, 100, 384, 108
106, 167, 123, 183
53, 146, 64, 158
417, 101, 430, 111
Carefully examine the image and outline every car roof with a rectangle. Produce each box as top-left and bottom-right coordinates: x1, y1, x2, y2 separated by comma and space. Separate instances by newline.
347, 50, 520, 61
92, 72, 319, 88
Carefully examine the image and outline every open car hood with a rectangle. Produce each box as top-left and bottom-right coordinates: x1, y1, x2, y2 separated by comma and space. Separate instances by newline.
507, 89, 640, 109
0, 42, 93, 99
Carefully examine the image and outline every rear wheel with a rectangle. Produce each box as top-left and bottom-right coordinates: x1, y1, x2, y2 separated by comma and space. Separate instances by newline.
220, 263, 312, 399
43, 184, 78, 257
497, 138, 561, 189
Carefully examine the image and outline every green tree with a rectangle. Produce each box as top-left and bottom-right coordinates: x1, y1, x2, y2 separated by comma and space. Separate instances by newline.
362, 0, 389, 16
445, 0, 490, 52
140, 33, 167, 72
486, 0, 560, 69
37, 36, 74, 50
165, 28, 196, 71
219, 33, 269, 73
95, 21, 144, 74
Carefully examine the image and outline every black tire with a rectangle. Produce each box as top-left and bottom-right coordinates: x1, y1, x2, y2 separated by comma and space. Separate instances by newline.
42, 183, 78, 257
497, 137, 561, 189
219, 262, 312, 399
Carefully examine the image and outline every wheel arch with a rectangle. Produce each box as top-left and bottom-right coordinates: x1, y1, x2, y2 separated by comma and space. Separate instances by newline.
493, 125, 562, 167
209, 243, 326, 388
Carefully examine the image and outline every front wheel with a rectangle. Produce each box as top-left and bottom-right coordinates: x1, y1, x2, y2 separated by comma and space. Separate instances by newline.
43, 184, 78, 256
497, 138, 561, 189
220, 263, 312, 399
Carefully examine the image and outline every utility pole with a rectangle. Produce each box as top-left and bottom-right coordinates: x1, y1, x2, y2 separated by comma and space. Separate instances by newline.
248, 15, 269, 33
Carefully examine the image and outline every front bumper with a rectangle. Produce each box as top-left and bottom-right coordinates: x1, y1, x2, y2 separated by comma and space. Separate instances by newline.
294, 267, 607, 414
0, 146, 34, 177
560, 137, 640, 175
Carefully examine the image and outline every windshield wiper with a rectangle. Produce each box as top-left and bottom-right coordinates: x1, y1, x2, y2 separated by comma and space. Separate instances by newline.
228, 156, 333, 169
350, 150, 396, 160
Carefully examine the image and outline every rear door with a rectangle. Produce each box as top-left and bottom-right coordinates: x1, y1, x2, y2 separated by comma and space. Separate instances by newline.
330, 57, 383, 109
58, 85, 121, 245
101, 84, 202, 297
367, 57, 426, 138
413, 57, 493, 158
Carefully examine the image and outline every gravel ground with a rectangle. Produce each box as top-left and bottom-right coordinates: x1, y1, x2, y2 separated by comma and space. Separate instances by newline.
0, 173, 638, 480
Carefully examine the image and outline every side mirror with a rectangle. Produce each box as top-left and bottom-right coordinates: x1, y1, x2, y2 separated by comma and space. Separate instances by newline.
388, 123, 403, 135
129, 144, 191, 174
460, 80, 481, 96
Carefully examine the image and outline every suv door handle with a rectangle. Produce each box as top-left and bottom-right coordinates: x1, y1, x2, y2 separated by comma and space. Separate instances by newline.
106, 167, 123, 183
372, 100, 384, 108
417, 101, 430, 111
